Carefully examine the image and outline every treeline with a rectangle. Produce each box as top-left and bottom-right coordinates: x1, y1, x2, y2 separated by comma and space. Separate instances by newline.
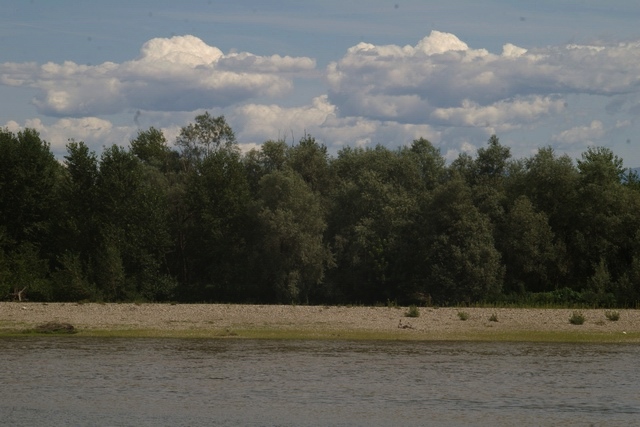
2, 113, 640, 306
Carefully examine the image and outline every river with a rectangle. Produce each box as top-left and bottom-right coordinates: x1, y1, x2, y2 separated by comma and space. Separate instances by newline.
1, 338, 638, 426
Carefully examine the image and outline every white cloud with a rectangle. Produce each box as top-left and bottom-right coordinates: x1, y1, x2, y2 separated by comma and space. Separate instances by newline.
0, 35, 316, 117
5, 31, 640, 162
327, 30, 640, 134
431, 96, 566, 131
5, 117, 134, 155
552, 120, 605, 146
232, 95, 440, 152
233, 95, 336, 142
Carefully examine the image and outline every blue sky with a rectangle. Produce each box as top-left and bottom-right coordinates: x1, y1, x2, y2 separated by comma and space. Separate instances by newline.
3, 0, 640, 166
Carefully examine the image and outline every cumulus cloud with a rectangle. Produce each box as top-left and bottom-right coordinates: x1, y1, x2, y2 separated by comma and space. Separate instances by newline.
232, 95, 440, 152
0, 35, 315, 117
327, 30, 640, 128
5, 117, 136, 156
431, 96, 566, 131
552, 120, 605, 146
5, 31, 640, 161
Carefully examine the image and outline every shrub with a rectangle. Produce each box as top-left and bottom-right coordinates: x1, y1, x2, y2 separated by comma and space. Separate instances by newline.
488, 313, 498, 322
605, 310, 620, 321
405, 305, 420, 318
569, 311, 585, 325
458, 311, 469, 321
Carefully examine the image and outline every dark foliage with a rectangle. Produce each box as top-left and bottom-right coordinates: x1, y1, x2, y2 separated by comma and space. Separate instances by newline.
2, 122, 640, 307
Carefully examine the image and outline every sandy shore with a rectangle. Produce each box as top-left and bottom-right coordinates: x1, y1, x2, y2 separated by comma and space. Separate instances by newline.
1, 302, 639, 341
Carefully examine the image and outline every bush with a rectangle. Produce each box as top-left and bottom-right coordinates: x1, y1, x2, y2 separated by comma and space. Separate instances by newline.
458, 311, 469, 321
405, 305, 420, 318
569, 311, 585, 325
605, 310, 620, 321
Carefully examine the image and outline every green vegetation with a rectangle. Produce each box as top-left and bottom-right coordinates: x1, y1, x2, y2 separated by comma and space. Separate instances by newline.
2, 325, 637, 343
569, 311, 586, 325
458, 311, 470, 321
405, 305, 420, 317
2, 121, 640, 307
605, 310, 620, 321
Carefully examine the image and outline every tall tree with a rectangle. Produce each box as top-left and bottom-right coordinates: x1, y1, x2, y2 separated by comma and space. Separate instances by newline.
180, 146, 252, 301
175, 112, 236, 170
0, 128, 61, 246
252, 169, 331, 303
287, 134, 332, 196
0, 128, 61, 300
327, 145, 419, 303
417, 174, 504, 304
94, 145, 174, 300
499, 196, 560, 293
573, 147, 640, 302
130, 127, 179, 172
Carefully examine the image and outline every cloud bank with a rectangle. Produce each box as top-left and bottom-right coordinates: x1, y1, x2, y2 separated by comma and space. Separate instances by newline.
1, 35, 315, 117
3, 31, 640, 161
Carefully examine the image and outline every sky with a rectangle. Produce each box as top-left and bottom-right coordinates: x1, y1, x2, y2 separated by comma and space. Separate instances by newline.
3, 0, 640, 166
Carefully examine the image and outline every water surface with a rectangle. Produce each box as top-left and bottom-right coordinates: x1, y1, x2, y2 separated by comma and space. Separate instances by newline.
1, 338, 638, 426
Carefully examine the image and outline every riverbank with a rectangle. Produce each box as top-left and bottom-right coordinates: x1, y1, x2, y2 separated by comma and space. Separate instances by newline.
1, 302, 638, 342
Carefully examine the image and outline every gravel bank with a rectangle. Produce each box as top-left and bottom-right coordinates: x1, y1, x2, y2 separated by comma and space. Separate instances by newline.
1, 302, 639, 340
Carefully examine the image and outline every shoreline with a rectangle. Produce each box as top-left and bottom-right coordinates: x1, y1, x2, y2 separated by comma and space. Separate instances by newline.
1, 302, 639, 342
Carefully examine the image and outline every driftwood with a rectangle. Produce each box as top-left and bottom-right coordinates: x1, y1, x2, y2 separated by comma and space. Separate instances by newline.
9, 287, 27, 302
34, 321, 76, 334
398, 320, 414, 329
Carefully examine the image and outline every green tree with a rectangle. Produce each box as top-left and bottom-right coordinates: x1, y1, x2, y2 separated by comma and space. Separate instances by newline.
417, 174, 504, 303
327, 145, 419, 303
509, 147, 577, 289
572, 147, 640, 300
287, 134, 332, 195
130, 127, 179, 172
180, 146, 252, 301
252, 169, 332, 303
176, 112, 236, 169
243, 139, 289, 195
402, 137, 446, 191
499, 196, 560, 293
0, 128, 61, 246
94, 145, 174, 300
0, 128, 62, 300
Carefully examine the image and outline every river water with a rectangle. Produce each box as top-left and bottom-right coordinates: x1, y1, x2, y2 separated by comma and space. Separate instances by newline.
1, 338, 638, 426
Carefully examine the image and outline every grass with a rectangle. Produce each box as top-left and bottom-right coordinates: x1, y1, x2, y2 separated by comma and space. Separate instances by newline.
405, 305, 420, 317
0, 304, 637, 343
605, 310, 620, 321
1, 326, 638, 343
457, 311, 470, 321
569, 311, 585, 325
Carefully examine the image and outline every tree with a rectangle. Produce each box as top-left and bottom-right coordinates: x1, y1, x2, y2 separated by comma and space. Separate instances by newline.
0, 128, 62, 300
243, 140, 289, 194
572, 147, 640, 299
577, 146, 625, 186
130, 127, 178, 172
0, 128, 61, 246
499, 196, 560, 293
179, 146, 253, 301
416, 174, 504, 304
401, 137, 446, 191
94, 145, 174, 300
326, 146, 419, 303
175, 112, 236, 169
476, 135, 511, 178
287, 134, 332, 195
252, 169, 331, 303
